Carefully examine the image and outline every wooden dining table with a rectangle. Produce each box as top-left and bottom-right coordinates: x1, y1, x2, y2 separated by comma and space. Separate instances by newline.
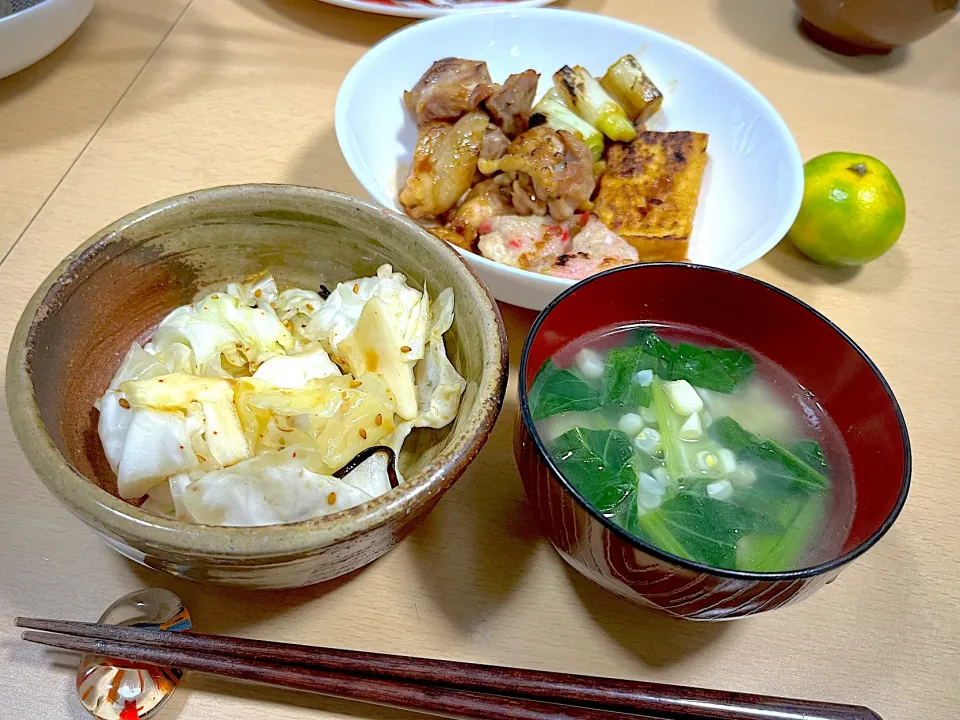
1, 1, 957, 717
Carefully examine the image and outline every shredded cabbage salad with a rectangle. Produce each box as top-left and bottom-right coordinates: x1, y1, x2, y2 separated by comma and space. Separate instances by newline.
94, 265, 466, 527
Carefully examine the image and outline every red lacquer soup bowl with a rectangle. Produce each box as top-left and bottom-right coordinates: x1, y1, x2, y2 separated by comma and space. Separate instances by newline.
514, 264, 910, 620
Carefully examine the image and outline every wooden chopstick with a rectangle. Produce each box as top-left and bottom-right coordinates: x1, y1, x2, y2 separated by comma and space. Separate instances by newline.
21, 630, 635, 720
16, 618, 881, 720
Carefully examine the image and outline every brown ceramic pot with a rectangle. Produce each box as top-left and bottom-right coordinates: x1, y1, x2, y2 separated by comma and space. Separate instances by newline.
795, 0, 958, 51
515, 264, 910, 620
7, 185, 508, 589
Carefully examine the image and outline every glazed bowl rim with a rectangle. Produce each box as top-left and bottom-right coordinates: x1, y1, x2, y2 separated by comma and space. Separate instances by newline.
7, 183, 509, 560
517, 262, 911, 582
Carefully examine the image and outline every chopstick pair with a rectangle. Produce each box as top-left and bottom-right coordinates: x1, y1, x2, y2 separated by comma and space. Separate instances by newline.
16, 617, 880, 720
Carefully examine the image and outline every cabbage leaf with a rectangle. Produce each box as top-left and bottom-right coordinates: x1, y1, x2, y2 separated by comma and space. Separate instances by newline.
95, 271, 464, 526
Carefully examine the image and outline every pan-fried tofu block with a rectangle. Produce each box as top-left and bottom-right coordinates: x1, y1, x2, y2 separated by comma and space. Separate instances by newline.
594, 131, 708, 262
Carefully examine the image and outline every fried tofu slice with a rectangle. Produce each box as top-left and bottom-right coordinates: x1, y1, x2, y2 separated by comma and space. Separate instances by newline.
593, 131, 708, 262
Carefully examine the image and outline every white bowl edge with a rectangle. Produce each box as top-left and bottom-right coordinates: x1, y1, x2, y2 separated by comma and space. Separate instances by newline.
335, 7, 804, 310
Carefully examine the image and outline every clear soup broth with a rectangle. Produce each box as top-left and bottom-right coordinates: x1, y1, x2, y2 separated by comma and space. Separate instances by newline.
530, 323, 855, 573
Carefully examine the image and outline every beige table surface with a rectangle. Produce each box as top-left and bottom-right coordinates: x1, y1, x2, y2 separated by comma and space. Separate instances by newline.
1, 1, 958, 718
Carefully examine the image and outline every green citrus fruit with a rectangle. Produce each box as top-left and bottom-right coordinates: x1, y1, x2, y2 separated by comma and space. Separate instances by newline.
787, 152, 906, 266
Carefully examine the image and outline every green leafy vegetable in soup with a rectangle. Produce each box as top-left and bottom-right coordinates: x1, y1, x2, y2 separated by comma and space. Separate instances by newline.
601, 348, 653, 409
712, 416, 829, 492
530, 325, 854, 572
636, 494, 783, 569
530, 361, 600, 420
552, 428, 636, 514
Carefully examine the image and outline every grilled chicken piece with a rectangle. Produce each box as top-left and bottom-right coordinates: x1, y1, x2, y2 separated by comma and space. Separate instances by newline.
404, 58, 495, 124
499, 126, 595, 222
542, 216, 638, 280
510, 173, 548, 217
429, 224, 472, 252
480, 124, 511, 161
399, 112, 490, 219
447, 180, 513, 249
477, 215, 570, 272
594, 131, 708, 262
485, 70, 540, 137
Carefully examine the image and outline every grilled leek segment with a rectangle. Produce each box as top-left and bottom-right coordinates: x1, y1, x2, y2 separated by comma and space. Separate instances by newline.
601, 55, 664, 122
553, 65, 637, 143
529, 88, 605, 161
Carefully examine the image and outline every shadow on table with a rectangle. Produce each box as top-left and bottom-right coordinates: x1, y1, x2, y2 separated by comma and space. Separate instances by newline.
233, 0, 613, 47
499, 303, 539, 349
232, 0, 412, 43
713, 0, 910, 73
0, 1, 181, 108
286, 125, 367, 197
0, 3, 224, 154
563, 565, 729, 667
6, 647, 94, 719
552, 0, 608, 12
714, 0, 960, 91
760, 239, 909, 296
400, 300, 542, 634
126, 560, 371, 635
0, 20, 89, 110
404, 393, 544, 634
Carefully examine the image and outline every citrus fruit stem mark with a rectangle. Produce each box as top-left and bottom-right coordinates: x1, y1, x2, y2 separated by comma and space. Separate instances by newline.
848, 162, 868, 178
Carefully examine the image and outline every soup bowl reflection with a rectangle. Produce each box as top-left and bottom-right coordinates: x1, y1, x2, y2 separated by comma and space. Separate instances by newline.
7, 185, 508, 589
514, 264, 910, 620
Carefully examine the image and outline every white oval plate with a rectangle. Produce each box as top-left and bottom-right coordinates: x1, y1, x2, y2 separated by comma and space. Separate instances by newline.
317, 0, 553, 19
336, 8, 804, 310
